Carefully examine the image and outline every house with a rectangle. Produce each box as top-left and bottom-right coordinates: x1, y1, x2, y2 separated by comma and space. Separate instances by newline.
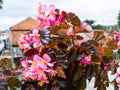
0, 30, 10, 50
10, 17, 39, 67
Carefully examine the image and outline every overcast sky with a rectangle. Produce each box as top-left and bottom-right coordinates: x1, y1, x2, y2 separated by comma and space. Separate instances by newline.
0, 0, 120, 30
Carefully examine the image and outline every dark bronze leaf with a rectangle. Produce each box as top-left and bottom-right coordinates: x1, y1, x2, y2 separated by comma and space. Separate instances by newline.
57, 43, 68, 50
40, 29, 51, 44
81, 42, 96, 54
56, 50, 68, 68
24, 48, 39, 56
87, 40, 99, 46
106, 39, 118, 50
75, 35, 84, 40
3, 70, 11, 76
94, 30, 105, 41
68, 12, 81, 26
68, 47, 77, 64
47, 48, 57, 62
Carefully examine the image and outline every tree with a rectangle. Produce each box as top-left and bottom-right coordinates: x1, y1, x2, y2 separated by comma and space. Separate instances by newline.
0, 0, 3, 9
117, 10, 120, 28
84, 19, 95, 26
92, 24, 105, 29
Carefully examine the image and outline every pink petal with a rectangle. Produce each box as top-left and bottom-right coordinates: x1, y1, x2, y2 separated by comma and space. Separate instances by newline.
116, 77, 120, 84
21, 60, 28, 68
43, 54, 51, 62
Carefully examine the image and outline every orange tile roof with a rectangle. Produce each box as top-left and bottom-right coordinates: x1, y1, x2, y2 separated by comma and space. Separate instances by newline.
10, 17, 39, 31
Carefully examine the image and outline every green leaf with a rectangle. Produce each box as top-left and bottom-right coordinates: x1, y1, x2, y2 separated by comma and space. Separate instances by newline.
68, 47, 77, 64
7, 77, 21, 90
104, 47, 114, 57
97, 82, 106, 90
76, 76, 86, 90
73, 65, 82, 81
85, 65, 94, 81
93, 30, 105, 41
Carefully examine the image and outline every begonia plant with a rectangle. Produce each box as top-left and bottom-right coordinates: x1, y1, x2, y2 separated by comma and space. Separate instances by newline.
17, 2, 120, 90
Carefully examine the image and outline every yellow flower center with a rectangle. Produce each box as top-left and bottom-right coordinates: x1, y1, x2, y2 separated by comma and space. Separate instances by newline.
41, 11, 45, 14
50, 11, 55, 15
42, 59, 47, 64
38, 69, 43, 73
40, 80, 45, 86
32, 61, 37, 66
43, 19, 47, 22
30, 73, 35, 77
37, 7, 41, 11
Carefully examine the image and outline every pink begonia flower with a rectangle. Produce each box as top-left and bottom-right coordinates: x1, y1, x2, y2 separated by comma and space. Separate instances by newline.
47, 69, 57, 77
67, 27, 74, 36
22, 69, 30, 80
116, 77, 120, 84
19, 32, 40, 51
42, 54, 56, 67
48, 5, 56, 20
38, 3, 48, 17
29, 66, 38, 73
33, 42, 40, 48
104, 66, 109, 72
21, 60, 28, 68
116, 32, 120, 40
117, 41, 120, 49
22, 42, 31, 51
38, 17, 50, 30
81, 55, 92, 64
38, 73, 49, 86
55, 14, 64, 25
32, 29, 39, 36
29, 72, 38, 80
24, 35, 32, 43
32, 55, 47, 69
42, 53, 51, 62
30, 55, 34, 60
21, 45, 57, 86
117, 67, 120, 77
37, 2, 64, 30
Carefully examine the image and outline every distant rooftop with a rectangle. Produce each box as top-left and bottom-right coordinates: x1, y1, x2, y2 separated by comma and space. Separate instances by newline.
10, 17, 39, 31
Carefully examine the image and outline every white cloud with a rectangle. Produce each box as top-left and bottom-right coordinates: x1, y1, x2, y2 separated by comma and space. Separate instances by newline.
0, 0, 120, 30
